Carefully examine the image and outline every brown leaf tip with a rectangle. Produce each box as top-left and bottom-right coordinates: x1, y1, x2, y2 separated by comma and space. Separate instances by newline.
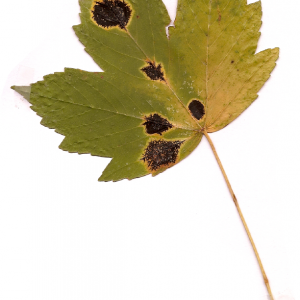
188, 100, 205, 120
141, 62, 165, 81
92, 0, 132, 29
143, 114, 173, 135
142, 140, 184, 171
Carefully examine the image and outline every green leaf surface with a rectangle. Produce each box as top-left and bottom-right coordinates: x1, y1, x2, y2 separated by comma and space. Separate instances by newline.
12, 0, 279, 181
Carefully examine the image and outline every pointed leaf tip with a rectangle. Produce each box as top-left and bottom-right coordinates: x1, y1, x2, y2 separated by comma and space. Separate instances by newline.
11, 85, 31, 101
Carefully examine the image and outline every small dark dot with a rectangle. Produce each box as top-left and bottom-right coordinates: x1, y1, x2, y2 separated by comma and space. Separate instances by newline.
231, 60, 234, 64
141, 62, 165, 81
143, 114, 173, 135
142, 140, 184, 171
237, 69, 239, 71
92, 0, 132, 29
188, 100, 205, 120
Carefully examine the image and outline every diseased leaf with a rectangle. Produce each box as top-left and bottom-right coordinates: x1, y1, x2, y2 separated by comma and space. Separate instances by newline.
12, 0, 279, 181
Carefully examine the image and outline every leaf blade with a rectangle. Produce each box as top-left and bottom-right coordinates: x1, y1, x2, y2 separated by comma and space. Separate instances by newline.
11, 0, 279, 181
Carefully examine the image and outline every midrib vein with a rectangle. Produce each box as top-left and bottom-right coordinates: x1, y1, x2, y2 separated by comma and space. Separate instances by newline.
30, 92, 196, 132
205, 0, 212, 116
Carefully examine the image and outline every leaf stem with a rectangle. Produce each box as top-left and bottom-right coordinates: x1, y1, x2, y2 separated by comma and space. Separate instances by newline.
202, 130, 275, 300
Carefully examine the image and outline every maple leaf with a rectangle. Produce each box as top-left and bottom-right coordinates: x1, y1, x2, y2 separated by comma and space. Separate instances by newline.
11, 1, 281, 297
12, 0, 279, 183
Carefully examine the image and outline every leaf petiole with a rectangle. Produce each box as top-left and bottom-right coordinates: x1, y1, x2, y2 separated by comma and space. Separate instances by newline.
203, 130, 275, 300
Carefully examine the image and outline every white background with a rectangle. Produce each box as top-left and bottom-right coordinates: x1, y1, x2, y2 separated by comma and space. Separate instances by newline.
0, 0, 299, 299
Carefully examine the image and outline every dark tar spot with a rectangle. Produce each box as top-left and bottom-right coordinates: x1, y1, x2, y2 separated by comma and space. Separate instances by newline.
231, 60, 234, 64
188, 100, 205, 120
142, 140, 184, 171
92, 0, 132, 29
141, 62, 165, 81
143, 114, 173, 135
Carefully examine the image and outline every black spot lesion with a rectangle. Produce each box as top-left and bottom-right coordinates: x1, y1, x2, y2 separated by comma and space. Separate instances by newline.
91, 0, 132, 29
142, 140, 184, 171
141, 61, 165, 81
143, 114, 173, 135
188, 100, 205, 120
